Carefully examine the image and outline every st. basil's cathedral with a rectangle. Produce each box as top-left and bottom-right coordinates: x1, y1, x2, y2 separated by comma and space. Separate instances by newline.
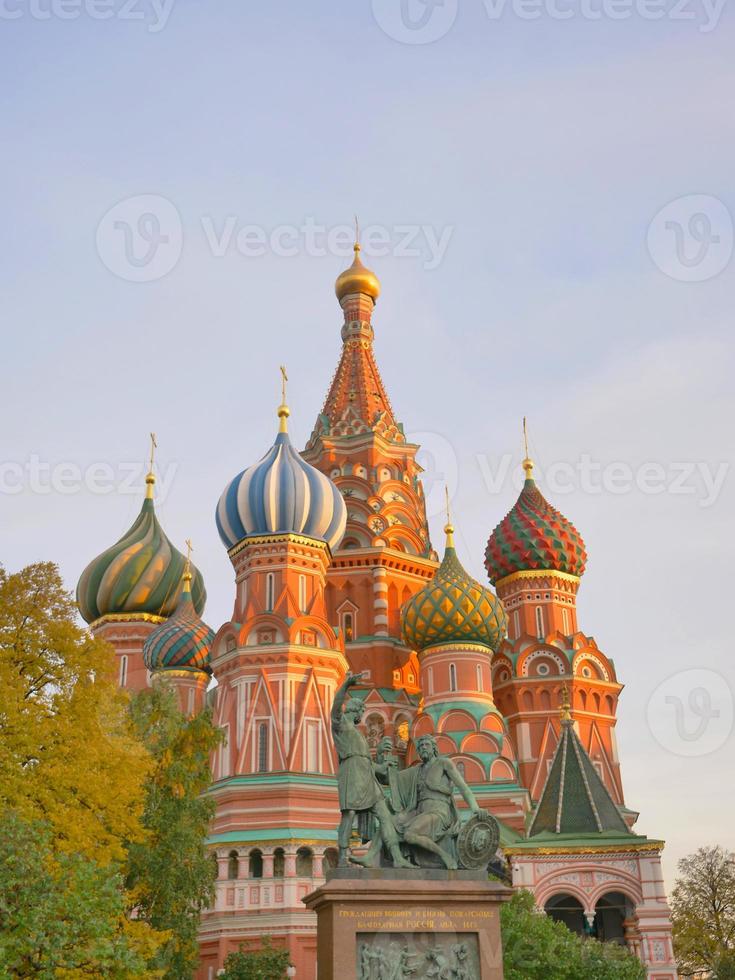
76, 243, 678, 979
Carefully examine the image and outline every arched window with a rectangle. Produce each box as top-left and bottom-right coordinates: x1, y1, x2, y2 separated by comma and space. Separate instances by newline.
535, 606, 544, 638
512, 610, 520, 638
562, 608, 570, 634
428, 666, 434, 695
540, 690, 551, 711
257, 722, 269, 772
248, 849, 263, 878
523, 691, 534, 711
456, 761, 466, 778
265, 573, 275, 612
119, 655, 128, 687
449, 663, 458, 692
273, 848, 285, 877
343, 612, 354, 642
592, 692, 601, 713
476, 664, 483, 692
296, 847, 313, 876
298, 574, 307, 612
323, 847, 339, 871
227, 850, 239, 880
211, 852, 219, 880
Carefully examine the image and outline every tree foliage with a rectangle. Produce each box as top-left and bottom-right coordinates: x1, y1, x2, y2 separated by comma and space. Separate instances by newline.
219, 937, 291, 980
0, 813, 158, 979
0, 562, 163, 976
126, 683, 224, 979
672, 845, 735, 978
0, 561, 151, 862
501, 890, 645, 980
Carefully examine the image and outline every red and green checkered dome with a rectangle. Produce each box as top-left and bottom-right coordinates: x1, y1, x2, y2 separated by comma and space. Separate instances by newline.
484, 475, 587, 585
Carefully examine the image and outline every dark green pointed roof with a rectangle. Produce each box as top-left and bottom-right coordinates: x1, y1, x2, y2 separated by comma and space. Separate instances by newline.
529, 719, 630, 837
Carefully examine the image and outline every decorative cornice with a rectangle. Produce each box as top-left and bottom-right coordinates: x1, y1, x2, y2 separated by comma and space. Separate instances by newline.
228, 532, 330, 560
420, 641, 495, 656
504, 842, 663, 856
496, 569, 581, 589
91, 612, 166, 628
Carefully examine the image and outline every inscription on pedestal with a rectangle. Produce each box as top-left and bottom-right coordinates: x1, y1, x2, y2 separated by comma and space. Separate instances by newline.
356, 932, 480, 979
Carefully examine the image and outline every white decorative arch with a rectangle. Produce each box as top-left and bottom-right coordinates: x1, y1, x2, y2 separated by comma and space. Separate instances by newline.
520, 648, 567, 677
573, 651, 611, 681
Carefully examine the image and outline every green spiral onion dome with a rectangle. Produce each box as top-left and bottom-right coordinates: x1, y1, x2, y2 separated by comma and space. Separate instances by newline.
402, 524, 507, 653
484, 460, 587, 585
142, 573, 214, 675
76, 473, 206, 624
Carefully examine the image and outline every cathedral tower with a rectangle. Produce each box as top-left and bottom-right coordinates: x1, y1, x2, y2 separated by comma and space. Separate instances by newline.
302, 242, 438, 746
486, 434, 624, 807
200, 383, 349, 975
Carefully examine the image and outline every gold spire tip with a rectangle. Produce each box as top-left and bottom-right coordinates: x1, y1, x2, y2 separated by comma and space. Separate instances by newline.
443, 486, 455, 547
277, 365, 290, 432
183, 538, 193, 587
145, 432, 157, 498
522, 416, 534, 479
560, 684, 573, 724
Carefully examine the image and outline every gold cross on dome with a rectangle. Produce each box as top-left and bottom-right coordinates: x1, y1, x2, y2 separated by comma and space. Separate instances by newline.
149, 432, 157, 471
280, 365, 288, 403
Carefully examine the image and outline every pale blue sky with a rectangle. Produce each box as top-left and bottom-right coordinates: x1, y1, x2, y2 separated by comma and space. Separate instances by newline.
2, 1, 734, 885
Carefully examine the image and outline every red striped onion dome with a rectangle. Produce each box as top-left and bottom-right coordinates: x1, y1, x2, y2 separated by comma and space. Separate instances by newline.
485, 463, 587, 585
143, 573, 213, 675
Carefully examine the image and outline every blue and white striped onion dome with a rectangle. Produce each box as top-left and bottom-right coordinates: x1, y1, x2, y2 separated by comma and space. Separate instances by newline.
215, 423, 347, 553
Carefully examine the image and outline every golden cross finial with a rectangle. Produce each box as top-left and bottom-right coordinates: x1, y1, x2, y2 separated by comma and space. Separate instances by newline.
278, 365, 290, 432
182, 538, 193, 589
522, 416, 534, 479
354, 214, 360, 247
145, 432, 157, 499
560, 684, 573, 725
443, 485, 455, 547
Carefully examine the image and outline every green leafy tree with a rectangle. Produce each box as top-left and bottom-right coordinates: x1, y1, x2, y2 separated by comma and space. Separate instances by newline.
501, 890, 645, 980
0, 562, 162, 976
0, 812, 158, 979
672, 845, 735, 978
126, 683, 224, 979
219, 937, 291, 980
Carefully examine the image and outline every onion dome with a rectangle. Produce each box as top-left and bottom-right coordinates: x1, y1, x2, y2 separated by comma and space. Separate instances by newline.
77, 469, 206, 624
485, 455, 587, 586
216, 380, 347, 553
335, 243, 380, 303
143, 563, 213, 675
402, 519, 507, 653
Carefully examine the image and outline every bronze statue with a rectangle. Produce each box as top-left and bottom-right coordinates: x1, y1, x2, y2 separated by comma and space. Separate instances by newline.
332, 676, 499, 873
331, 672, 411, 868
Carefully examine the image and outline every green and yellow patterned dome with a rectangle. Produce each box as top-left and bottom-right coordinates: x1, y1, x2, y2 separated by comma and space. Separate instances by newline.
401, 521, 507, 653
76, 471, 206, 625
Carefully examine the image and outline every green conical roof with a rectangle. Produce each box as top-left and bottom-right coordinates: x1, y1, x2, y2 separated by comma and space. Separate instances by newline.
529, 718, 630, 837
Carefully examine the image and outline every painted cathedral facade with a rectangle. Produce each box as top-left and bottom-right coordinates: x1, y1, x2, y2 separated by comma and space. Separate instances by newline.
76, 243, 677, 979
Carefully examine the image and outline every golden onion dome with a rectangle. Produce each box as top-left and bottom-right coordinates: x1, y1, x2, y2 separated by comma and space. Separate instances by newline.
335, 244, 381, 303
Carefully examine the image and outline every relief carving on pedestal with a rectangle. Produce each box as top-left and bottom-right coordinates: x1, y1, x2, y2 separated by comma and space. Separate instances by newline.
357, 933, 480, 980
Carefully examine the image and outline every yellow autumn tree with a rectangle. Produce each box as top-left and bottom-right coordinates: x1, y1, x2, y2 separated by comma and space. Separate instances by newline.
0, 561, 164, 976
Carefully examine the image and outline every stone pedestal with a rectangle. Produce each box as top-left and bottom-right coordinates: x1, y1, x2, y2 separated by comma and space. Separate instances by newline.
303, 869, 510, 980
